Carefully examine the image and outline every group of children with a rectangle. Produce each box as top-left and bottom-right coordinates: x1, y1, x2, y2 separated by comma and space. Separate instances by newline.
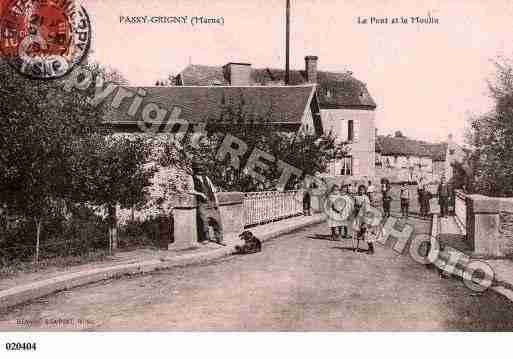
383, 182, 411, 218
326, 182, 375, 255
382, 181, 434, 219
321, 178, 441, 254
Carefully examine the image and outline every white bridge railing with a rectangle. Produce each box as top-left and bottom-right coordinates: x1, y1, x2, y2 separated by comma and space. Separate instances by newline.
243, 191, 303, 227
455, 190, 467, 231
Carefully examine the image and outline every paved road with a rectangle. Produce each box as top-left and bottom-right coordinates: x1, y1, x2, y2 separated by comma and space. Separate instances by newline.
1, 218, 513, 331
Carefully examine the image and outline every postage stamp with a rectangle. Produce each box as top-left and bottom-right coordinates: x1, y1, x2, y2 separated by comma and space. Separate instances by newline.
0, 0, 91, 79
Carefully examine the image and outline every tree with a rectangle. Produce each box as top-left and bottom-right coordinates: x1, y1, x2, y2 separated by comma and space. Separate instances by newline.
157, 98, 347, 193
0, 62, 106, 261
450, 159, 473, 192
467, 57, 513, 196
0, 61, 150, 260
70, 134, 157, 251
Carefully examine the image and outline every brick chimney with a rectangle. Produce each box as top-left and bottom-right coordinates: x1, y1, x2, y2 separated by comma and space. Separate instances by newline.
223, 62, 252, 86
305, 56, 318, 83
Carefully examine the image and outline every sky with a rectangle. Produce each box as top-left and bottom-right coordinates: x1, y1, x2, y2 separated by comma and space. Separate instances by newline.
81, 1, 513, 143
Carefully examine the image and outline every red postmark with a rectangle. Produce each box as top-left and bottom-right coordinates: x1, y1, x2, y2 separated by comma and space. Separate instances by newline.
0, 0, 91, 79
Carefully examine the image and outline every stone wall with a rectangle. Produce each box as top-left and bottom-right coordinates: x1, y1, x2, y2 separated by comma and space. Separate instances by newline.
499, 198, 513, 257
465, 194, 513, 258
169, 192, 245, 250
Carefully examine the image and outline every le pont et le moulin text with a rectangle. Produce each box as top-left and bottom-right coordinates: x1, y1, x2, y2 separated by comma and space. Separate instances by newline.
357, 15, 439, 25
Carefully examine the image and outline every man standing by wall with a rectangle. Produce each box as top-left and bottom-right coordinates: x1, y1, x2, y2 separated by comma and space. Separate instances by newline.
188, 161, 225, 245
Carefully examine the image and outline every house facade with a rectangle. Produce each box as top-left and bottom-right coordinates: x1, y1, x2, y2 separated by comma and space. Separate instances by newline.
175, 56, 377, 180
375, 133, 465, 183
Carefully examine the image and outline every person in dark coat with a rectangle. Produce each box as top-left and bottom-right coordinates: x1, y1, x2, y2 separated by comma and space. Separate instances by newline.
417, 185, 424, 216
418, 184, 432, 217
437, 177, 450, 218
382, 187, 393, 218
303, 182, 312, 216
188, 161, 225, 245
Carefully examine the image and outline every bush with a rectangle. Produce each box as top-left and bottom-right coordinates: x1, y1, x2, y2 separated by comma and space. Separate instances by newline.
117, 217, 161, 249
0, 207, 109, 265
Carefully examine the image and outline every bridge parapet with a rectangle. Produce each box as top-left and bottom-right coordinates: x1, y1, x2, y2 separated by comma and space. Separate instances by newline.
168, 192, 245, 250
462, 193, 513, 258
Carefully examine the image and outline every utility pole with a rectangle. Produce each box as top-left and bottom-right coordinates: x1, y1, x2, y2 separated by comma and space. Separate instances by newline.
285, 0, 290, 85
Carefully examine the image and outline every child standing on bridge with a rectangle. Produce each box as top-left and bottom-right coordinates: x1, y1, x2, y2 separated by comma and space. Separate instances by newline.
327, 184, 341, 240
382, 186, 393, 218
353, 185, 374, 254
400, 182, 410, 219
337, 184, 354, 239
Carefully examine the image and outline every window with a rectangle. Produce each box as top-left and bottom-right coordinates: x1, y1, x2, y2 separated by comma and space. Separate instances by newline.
449, 149, 455, 155
340, 156, 352, 176
348, 120, 354, 142
375, 153, 382, 167
301, 123, 312, 135
325, 87, 334, 98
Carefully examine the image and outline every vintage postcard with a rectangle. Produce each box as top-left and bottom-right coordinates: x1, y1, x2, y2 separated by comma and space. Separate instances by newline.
0, 0, 513, 356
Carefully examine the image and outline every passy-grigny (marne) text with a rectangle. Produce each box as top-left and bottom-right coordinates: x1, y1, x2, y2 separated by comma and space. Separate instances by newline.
119, 16, 224, 25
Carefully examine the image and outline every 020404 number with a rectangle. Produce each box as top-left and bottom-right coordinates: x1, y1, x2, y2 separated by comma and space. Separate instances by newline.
5, 342, 37, 351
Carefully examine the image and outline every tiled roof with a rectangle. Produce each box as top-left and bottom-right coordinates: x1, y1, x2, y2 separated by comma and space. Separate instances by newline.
376, 135, 448, 161
178, 64, 376, 109
104, 85, 316, 126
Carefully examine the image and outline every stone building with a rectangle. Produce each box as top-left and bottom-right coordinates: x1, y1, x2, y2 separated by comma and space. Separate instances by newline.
375, 133, 466, 183
175, 56, 377, 180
